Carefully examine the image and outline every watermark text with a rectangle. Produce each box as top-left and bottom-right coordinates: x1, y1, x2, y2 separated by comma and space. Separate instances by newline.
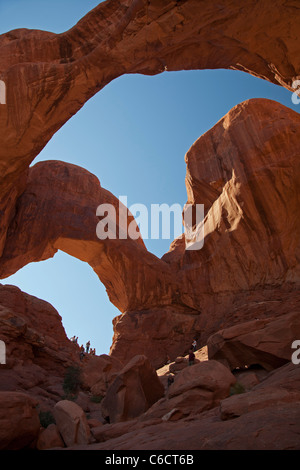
96, 197, 205, 250
0, 340, 6, 364
291, 340, 300, 365
0, 80, 6, 105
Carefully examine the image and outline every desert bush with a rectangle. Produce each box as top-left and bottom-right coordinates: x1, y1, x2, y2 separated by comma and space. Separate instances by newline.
62, 365, 82, 399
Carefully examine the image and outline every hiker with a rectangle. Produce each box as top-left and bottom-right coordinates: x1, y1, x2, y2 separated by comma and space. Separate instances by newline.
86, 340, 90, 354
79, 344, 85, 361
167, 374, 174, 388
188, 349, 195, 366
192, 339, 197, 351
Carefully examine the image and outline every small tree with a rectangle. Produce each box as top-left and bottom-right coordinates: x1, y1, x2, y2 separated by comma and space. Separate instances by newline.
62, 365, 81, 399
39, 410, 56, 428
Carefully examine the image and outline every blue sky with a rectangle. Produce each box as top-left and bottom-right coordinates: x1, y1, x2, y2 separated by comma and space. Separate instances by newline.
0, 0, 298, 355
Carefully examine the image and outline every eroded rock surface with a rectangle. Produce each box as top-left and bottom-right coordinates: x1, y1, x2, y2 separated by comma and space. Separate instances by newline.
0, 0, 300, 451
0, 99, 299, 368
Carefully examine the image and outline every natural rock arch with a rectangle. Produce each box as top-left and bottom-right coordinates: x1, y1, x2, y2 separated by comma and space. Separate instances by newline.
0, 0, 299, 251
1, 98, 299, 366
0, 1, 299, 366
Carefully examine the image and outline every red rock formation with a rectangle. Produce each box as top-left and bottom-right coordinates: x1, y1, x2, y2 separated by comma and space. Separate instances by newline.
144, 359, 236, 421
0, 283, 122, 416
36, 423, 64, 450
0, 160, 147, 312
0, 98, 299, 368
53, 400, 91, 447
207, 310, 300, 371
0, 0, 299, 260
0, 391, 40, 450
111, 98, 300, 366
0, 283, 79, 379
1, 0, 300, 451
72, 362, 300, 450
0, 0, 299, 368
101, 355, 165, 423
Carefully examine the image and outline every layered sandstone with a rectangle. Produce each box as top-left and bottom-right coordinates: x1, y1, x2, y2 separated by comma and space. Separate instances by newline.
111, 98, 300, 366
0, 391, 40, 450
0, 98, 299, 368
0, 283, 121, 411
0, 0, 299, 262
0, 0, 299, 368
0, 0, 300, 450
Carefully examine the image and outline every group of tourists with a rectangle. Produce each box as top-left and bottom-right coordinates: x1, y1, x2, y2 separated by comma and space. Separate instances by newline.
70, 336, 96, 360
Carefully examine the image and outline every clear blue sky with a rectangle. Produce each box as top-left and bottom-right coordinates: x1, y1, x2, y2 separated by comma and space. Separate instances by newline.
0, 0, 298, 355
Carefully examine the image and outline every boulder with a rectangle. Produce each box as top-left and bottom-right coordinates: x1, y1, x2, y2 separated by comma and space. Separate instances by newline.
168, 360, 236, 400
101, 355, 165, 423
0, 391, 40, 450
80, 354, 122, 396
36, 423, 64, 450
53, 400, 91, 447
143, 360, 236, 421
220, 361, 300, 421
220, 387, 300, 421
169, 357, 188, 374
207, 311, 300, 371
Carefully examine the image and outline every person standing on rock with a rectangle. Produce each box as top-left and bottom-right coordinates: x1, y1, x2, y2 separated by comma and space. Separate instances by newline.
167, 374, 174, 389
192, 339, 197, 351
188, 349, 195, 366
79, 344, 85, 361
86, 340, 90, 354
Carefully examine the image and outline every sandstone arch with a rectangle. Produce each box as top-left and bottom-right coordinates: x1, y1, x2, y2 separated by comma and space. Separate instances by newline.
0, 1, 300, 366
0, 98, 299, 366
0, 0, 299, 253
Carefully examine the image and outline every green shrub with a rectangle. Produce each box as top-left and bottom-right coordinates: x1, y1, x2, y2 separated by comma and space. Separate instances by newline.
62, 365, 81, 399
90, 395, 103, 403
39, 410, 56, 428
229, 382, 245, 396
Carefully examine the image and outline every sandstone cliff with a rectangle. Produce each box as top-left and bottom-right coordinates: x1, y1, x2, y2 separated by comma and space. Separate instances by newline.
0, 0, 299, 451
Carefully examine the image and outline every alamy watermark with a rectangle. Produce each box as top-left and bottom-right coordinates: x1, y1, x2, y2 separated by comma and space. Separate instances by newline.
96, 197, 205, 250
291, 80, 300, 105
291, 340, 300, 365
0, 340, 6, 364
0, 80, 6, 105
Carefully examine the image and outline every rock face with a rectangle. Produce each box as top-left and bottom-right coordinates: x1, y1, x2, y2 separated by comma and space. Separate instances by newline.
101, 355, 165, 423
0, 100, 299, 368
0, 283, 123, 429
207, 311, 300, 371
0, 0, 299, 368
1, 99, 299, 368
36, 423, 64, 450
0, 392, 40, 450
73, 361, 300, 451
0, 0, 298, 196
80, 354, 123, 397
1, 0, 297, 270
0, 160, 145, 312
110, 99, 300, 367
0, 0, 300, 451
144, 360, 236, 421
0, 284, 81, 403
53, 400, 91, 447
